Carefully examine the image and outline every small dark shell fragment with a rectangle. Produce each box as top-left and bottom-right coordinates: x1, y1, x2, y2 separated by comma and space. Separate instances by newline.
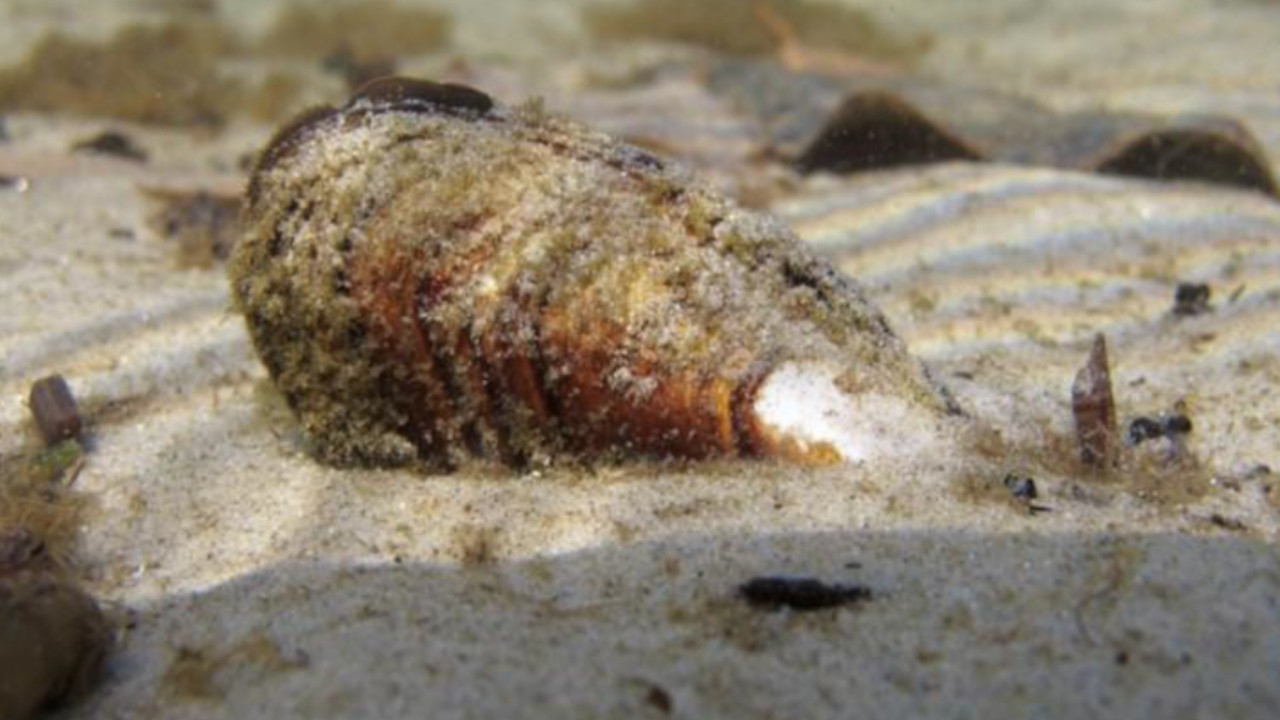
231, 77, 953, 468
348, 76, 494, 115
1071, 334, 1117, 468
28, 375, 82, 447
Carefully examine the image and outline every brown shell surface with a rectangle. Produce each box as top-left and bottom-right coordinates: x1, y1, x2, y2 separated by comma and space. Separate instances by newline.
0, 572, 110, 719
230, 80, 950, 468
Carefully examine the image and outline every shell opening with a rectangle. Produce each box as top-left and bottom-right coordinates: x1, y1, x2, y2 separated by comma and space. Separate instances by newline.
753, 362, 937, 465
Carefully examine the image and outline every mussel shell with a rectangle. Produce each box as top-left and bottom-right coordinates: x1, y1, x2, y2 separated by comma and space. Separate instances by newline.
231, 78, 951, 468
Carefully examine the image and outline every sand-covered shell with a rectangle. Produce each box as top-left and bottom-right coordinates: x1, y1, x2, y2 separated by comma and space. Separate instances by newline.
230, 77, 955, 468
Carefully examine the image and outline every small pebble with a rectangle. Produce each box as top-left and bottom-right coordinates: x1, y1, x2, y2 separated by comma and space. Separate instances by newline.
28, 375, 82, 446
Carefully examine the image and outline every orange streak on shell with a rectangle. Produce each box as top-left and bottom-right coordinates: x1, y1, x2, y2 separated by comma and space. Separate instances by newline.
540, 309, 740, 460
347, 245, 454, 456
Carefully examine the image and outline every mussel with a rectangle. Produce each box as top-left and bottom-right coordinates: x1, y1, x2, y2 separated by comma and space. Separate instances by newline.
231, 78, 956, 468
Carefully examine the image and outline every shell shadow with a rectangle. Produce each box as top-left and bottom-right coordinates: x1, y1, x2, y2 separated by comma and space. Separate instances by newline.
78, 526, 1280, 719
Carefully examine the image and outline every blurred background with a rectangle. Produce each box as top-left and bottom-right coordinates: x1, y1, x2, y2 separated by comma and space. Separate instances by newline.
0, 0, 1276, 137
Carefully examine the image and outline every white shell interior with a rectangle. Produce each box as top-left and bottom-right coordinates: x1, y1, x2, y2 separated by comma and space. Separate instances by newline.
753, 361, 940, 464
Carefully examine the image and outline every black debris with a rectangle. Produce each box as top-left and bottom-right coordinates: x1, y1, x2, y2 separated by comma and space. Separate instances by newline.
1126, 413, 1193, 446
1208, 514, 1246, 532
738, 576, 872, 612
1126, 416, 1164, 445
1163, 414, 1192, 436
29, 375, 82, 446
72, 130, 149, 163
1172, 282, 1211, 316
1003, 474, 1038, 500
643, 684, 673, 715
